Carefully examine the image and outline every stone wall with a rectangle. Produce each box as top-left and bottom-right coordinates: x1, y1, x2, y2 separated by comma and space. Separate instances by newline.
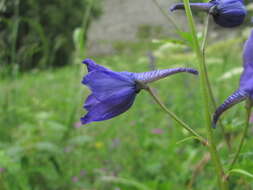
87, 0, 184, 55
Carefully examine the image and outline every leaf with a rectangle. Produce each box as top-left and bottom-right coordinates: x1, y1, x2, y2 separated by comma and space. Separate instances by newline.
152, 38, 185, 45
178, 31, 194, 47
228, 169, 253, 179
73, 27, 85, 51
178, 31, 203, 49
176, 136, 199, 145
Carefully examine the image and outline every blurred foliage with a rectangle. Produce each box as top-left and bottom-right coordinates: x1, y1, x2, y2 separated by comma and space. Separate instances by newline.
1, 29, 253, 189
0, 0, 101, 73
1, 0, 253, 189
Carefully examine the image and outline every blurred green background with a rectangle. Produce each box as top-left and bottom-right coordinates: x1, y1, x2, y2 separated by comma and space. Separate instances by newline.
1, 0, 253, 189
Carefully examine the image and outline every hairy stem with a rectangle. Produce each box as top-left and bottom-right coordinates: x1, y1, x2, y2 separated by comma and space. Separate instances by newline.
146, 86, 207, 145
228, 101, 252, 171
201, 13, 232, 151
182, 0, 228, 189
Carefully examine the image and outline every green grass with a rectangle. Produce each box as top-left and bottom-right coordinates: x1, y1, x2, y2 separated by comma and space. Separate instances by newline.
0, 38, 253, 190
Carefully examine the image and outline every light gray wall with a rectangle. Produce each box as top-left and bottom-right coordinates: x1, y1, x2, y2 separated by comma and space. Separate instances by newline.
87, 0, 184, 55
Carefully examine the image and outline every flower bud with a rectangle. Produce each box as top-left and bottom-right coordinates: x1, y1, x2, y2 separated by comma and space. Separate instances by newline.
170, 0, 247, 28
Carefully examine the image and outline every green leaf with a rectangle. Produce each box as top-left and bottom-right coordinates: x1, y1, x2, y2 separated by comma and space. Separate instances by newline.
228, 169, 253, 179
178, 31, 203, 49
73, 27, 85, 51
176, 136, 199, 145
152, 38, 185, 45
178, 31, 194, 47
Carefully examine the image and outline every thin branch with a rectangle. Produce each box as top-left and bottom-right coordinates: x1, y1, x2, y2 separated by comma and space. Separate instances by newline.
181, 0, 228, 188
151, 0, 183, 34
201, 13, 232, 151
146, 86, 207, 145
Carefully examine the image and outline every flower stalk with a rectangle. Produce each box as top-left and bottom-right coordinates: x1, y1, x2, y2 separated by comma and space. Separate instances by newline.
145, 86, 207, 145
182, 0, 228, 189
201, 13, 232, 150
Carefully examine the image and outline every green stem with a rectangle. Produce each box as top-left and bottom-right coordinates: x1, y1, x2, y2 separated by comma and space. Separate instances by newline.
146, 86, 207, 145
201, 14, 210, 52
182, 1, 228, 189
201, 13, 232, 151
201, 13, 216, 110
228, 101, 252, 171
11, 0, 20, 75
82, 0, 95, 46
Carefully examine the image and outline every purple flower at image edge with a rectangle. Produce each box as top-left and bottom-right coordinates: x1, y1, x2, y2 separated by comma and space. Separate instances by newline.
81, 59, 198, 125
170, 0, 247, 28
212, 30, 253, 127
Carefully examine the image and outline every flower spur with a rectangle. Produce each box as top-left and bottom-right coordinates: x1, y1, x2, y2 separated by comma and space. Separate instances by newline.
213, 30, 253, 127
81, 59, 198, 125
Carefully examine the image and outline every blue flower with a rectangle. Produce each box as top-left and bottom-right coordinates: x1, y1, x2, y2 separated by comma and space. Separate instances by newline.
81, 59, 198, 125
170, 0, 247, 28
212, 30, 253, 127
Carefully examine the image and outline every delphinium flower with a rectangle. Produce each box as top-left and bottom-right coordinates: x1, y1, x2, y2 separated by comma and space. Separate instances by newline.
212, 30, 253, 127
170, 0, 247, 28
81, 58, 198, 125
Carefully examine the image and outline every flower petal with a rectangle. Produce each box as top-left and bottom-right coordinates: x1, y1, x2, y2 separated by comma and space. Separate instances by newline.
133, 68, 198, 83
240, 65, 253, 95
81, 88, 136, 124
84, 94, 100, 111
82, 70, 135, 101
212, 89, 248, 127
82, 58, 110, 72
240, 30, 253, 98
243, 30, 253, 66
